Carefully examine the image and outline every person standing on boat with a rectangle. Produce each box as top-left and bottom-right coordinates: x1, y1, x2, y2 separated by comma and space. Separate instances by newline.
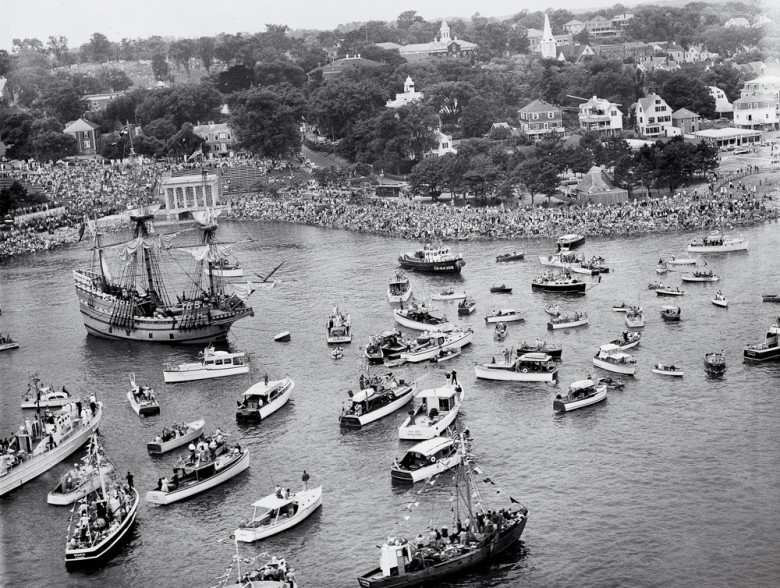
450, 370, 458, 385
302, 470, 310, 490
126, 471, 134, 490
263, 372, 269, 386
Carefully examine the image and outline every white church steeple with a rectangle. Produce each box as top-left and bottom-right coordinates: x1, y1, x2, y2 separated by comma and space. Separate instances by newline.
541, 13, 557, 60
440, 20, 451, 42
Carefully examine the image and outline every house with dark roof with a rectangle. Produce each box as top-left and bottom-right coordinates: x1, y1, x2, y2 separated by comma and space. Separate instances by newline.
572, 166, 628, 205
672, 108, 701, 134
518, 99, 565, 138
634, 94, 673, 137
579, 96, 623, 135
63, 118, 101, 156
193, 122, 234, 158
556, 44, 595, 64
307, 55, 383, 80
593, 42, 651, 60
397, 21, 477, 62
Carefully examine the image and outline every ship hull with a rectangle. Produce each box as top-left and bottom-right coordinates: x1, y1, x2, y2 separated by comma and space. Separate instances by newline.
397, 258, 464, 274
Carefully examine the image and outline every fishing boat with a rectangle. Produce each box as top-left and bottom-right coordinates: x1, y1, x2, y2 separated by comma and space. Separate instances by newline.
625, 307, 644, 328
554, 379, 607, 412
236, 378, 294, 423
457, 297, 476, 315
399, 329, 473, 364
357, 434, 529, 587
127, 374, 160, 417
146, 419, 206, 454
517, 339, 562, 359
531, 271, 586, 293
145, 443, 249, 505
73, 206, 254, 344
494, 323, 508, 340
64, 435, 139, 567
666, 256, 697, 266
393, 305, 454, 333
496, 251, 524, 262
681, 269, 719, 282
475, 352, 558, 382
557, 233, 585, 250
273, 331, 291, 342
398, 381, 464, 440
432, 348, 460, 363
656, 287, 685, 297
744, 318, 780, 361
485, 309, 524, 324
48, 437, 115, 505
332, 347, 345, 360
597, 376, 625, 389
398, 243, 465, 274
365, 330, 408, 364
547, 311, 588, 330
762, 294, 780, 303
545, 304, 561, 316
339, 374, 418, 427
687, 231, 748, 253
430, 288, 466, 301
704, 352, 727, 375
234, 486, 323, 542
610, 331, 641, 350
224, 554, 296, 587
0, 332, 19, 351
21, 376, 80, 409
593, 344, 637, 375
711, 291, 728, 308
390, 437, 462, 483
652, 363, 684, 377
0, 402, 103, 497
326, 305, 352, 344
489, 284, 512, 294
388, 271, 412, 303
612, 302, 629, 312
660, 305, 681, 321
163, 347, 249, 383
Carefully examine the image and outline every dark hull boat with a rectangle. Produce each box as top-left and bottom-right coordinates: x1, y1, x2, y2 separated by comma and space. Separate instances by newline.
398, 244, 465, 274
744, 320, 780, 361
556, 234, 585, 251
496, 252, 524, 262
517, 341, 562, 359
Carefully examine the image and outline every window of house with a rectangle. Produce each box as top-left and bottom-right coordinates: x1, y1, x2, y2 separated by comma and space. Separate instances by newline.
648, 117, 655, 123
83, 140, 91, 149
544, 123, 549, 129
442, 142, 448, 148
533, 113, 539, 120
548, 112, 554, 118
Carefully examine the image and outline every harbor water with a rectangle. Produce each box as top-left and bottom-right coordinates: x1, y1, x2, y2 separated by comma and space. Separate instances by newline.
1, 219, 780, 587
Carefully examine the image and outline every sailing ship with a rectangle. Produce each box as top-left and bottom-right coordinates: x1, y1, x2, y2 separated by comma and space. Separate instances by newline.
357, 432, 529, 587
73, 204, 254, 344
64, 434, 139, 567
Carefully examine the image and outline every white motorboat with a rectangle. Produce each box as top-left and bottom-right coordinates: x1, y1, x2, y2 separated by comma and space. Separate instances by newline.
0, 332, 19, 351
47, 445, 114, 506
21, 377, 80, 410
399, 329, 472, 363
539, 251, 579, 267
652, 363, 684, 377
545, 304, 561, 316
681, 270, 720, 282
398, 381, 464, 440
326, 305, 352, 344
339, 374, 418, 427
387, 270, 412, 303
547, 311, 588, 330
274, 331, 291, 342
236, 378, 294, 422
743, 318, 780, 361
127, 374, 160, 417
666, 256, 697, 266
0, 402, 103, 497
553, 379, 607, 412
393, 306, 454, 332
485, 309, 524, 324
656, 262, 669, 274
146, 445, 249, 505
711, 291, 728, 308
146, 419, 206, 454
687, 231, 748, 253
656, 287, 685, 297
432, 347, 461, 362
222, 554, 296, 588
390, 436, 462, 483
235, 486, 323, 542
610, 331, 641, 350
625, 307, 644, 328
557, 233, 585, 250
457, 297, 476, 315
163, 347, 249, 383
430, 288, 466, 301
593, 343, 637, 375
475, 352, 558, 382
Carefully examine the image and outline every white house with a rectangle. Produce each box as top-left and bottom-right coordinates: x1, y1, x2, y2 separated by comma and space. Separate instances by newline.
725, 17, 750, 28
432, 129, 456, 157
709, 86, 733, 118
386, 77, 424, 109
578, 96, 623, 135
634, 93, 673, 137
733, 76, 780, 131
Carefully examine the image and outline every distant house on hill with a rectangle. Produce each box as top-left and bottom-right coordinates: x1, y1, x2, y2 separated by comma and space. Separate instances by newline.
672, 108, 701, 134
396, 21, 477, 62
572, 166, 628, 205
634, 94, 673, 137
63, 118, 101, 156
725, 17, 750, 28
564, 20, 586, 35
578, 96, 623, 135
518, 99, 565, 138
556, 44, 595, 64
386, 77, 423, 109
307, 55, 382, 80
709, 87, 733, 119
193, 122, 234, 158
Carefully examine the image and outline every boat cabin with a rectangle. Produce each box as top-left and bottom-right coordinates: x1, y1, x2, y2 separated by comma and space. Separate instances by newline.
596, 344, 633, 362
396, 437, 457, 471
345, 378, 402, 415
204, 351, 245, 368
565, 379, 597, 400
379, 540, 413, 577
243, 494, 299, 528
515, 352, 555, 371
242, 382, 286, 409
415, 385, 459, 419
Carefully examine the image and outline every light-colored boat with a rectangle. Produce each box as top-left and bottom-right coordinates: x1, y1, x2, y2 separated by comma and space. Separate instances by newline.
393, 306, 454, 332
593, 343, 637, 375
326, 305, 352, 344
47, 447, 114, 506
494, 323, 508, 340
234, 486, 323, 542
146, 419, 206, 454
398, 382, 464, 440
430, 288, 466, 301
399, 329, 472, 363
205, 258, 243, 277
0, 333, 19, 351
681, 270, 720, 282
687, 231, 748, 253
545, 304, 561, 316
666, 256, 697, 266
145, 445, 249, 505
711, 291, 728, 308
539, 251, 579, 268
547, 311, 588, 330
612, 302, 629, 313
485, 309, 524, 324
0, 402, 103, 497
656, 287, 684, 297
475, 352, 558, 381
625, 307, 644, 328
331, 347, 344, 360
610, 331, 641, 350
236, 378, 294, 422
223, 555, 297, 588
127, 374, 160, 417
553, 379, 607, 412
273, 331, 291, 342
656, 262, 669, 274
21, 378, 80, 410
652, 363, 684, 377
390, 436, 462, 483
339, 374, 419, 427
387, 270, 412, 303
163, 347, 249, 383
432, 347, 461, 362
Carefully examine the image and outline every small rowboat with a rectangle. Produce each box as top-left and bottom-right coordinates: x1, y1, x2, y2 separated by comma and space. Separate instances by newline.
128, 374, 160, 417
331, 347, 344, 360
496, 252, 525, 262
146, 419, 206, 454
666, 256, 697, 266
656, 262, 668, 274
660, 305, 681, 321
652, 363, 684, 377
711, 292, 728, 308
458, 298, 476, 315
762, 294, 780, 303
490, 284, 512, 294
432, 348, 461, 363
430, 289, 466, 301
656, 288, 684, 297
274, 331, 291, 342
547, 312, 588, 330
384, 358, 407, 368
544, 304, 560, 316
485, 309, 524, 324
597, 376, 625, 389
612, 302, 629, 313
494, 323, 508, 340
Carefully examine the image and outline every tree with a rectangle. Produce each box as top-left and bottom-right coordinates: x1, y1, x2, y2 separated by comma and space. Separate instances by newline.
0, 112, 34, 159
397, 10, 424, 31
96, 67, 133, 92
1, 181, 47, 216
197, 37, 216, 72
211, 65, 255, 94
409, 156, 447, 197
84, 32, 113, 63
151, 54, 169, 81
164, 123, 205, 158
228, 83, 306, 159
701, 63, 743, 103
31, 131, 77, 162
460, 96, 497, 138
516, 157, 561, 205
660, 72, 715, 119
254, 60, 307, 88
36, 77, 87, 122
169, 39, 196, 73
143, 118, 177, 141
47, 35, 68, 63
